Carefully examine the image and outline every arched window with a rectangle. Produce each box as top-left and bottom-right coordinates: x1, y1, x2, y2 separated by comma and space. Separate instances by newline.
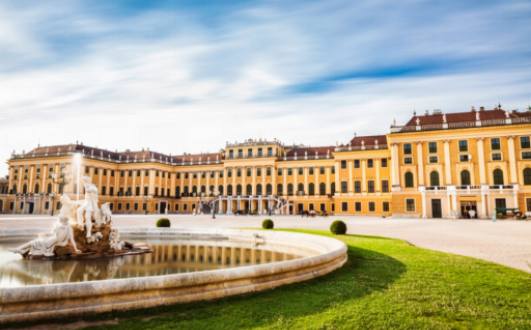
319, 183, 326, 195
11, 185, 17, 194
430, 171, 440, 187
246, 184, 252, 195
266, 184, 272, 195
218, 185, 224, 195
404, 172, 414, 188
309, 183, 315, 195
192, 186, 198, 194
277, 183, 283, 195
227, 184, 233, 196
460, 170, 471, 186
297, 183, 304, 195
236, 184, 242, 195
287, 183, 294, 195
523, 168, 531, 185
256, 184, 262, 195
493, 169, 504, 185
183, 186, 189, 195
175, 186, 180, 197
200, 185, 206, 194
209, 185, 214, 196
34, 183, 39, 194
22, 184, 28, 194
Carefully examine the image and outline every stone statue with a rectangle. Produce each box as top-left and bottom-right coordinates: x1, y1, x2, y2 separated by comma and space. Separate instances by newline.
10, 176, 150, 260
76, 176, 101, 238
10, 216, 81, 257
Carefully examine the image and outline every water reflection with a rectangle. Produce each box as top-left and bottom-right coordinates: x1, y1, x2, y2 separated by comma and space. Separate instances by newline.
0, 240, 299, 287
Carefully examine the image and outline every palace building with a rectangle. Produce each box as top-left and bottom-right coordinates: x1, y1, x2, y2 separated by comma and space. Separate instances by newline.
1, 106, 531, 219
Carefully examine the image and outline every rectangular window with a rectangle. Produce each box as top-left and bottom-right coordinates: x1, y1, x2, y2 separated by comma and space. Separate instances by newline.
142, 203, 147, 211
229, 150, 234, 159
369, 202, 375, 212
258, 148, 263, 157
491, 138, 501, 150
341, 160, 347, 169
256, 168, 261, 176
355, 202, 361, 212
287, 168, 293, 176
354, 160, 360, 168
429, 156, 438, 163
267, 147, 273, 156
403, 143, 412, 154
248, 148, 253, 157
277, 168, 282, 176
368, 180, 375, 193
354, 181, 361, 193
144, 186, 148, 195
382, 180, 389, 192
404, 157, 412, 164
266, 168, 272, 176
520, 136, 530, 149
320, 167, 325, 175
406, 199, 415, 212
428, 142, 437, 153
109, 187, 114, 196
459, 154, 469, 162
237, 169, 241, 177
459, 140, 468, 152
341, 202, 348, 212
495, 198, 506, 211
238, 149, 243, 158
298, 168, 303, 175
522, 151, 531, 159
341, 181, 348, 193
492, 153, 502, 161
381, 158, 387, 167
367, 159, 373, 168
526, 198, 531, 212
331, 166, 335, 174
383, 201, 389, 212
309, 167, 314, 175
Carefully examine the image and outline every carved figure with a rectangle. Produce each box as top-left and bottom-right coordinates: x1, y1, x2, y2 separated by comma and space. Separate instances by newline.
76, 176, 100, 238
10, 216, 80, 257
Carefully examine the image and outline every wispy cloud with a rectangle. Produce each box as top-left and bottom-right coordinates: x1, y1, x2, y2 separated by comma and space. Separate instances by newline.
1, 0, 531, 174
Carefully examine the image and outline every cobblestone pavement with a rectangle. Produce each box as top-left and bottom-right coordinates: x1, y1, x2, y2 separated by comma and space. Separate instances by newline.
1, 214, 529, 273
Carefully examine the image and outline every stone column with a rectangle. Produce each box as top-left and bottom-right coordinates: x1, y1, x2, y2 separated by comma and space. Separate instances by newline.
507, 136, 518, 184
334, 163, 340, 193
251, 167, 256, 195
391, 143, 400, 189
443, 140, 452, 185
348, 160, 353, 193
304, 167, 309, 195
326, 166, 331, 194
361, 159, 367, 192
417, 142, 425, 186
222, 168, 228, 196
477, 138, 486, 184
420, 186, 427, 218
375, 158, 381, 191
282, 168, 287, 195
232, 168, 237, 196
148, 170, 156, 195
206, 171, 210, 195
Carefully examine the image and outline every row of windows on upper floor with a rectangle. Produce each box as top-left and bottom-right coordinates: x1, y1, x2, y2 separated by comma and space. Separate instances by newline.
402, 168, 531, 188
227, 147, 275, 158
340, 158, 388, 169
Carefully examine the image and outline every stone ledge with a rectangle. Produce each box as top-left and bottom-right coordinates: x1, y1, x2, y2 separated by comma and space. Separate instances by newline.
0, 229, 347, 324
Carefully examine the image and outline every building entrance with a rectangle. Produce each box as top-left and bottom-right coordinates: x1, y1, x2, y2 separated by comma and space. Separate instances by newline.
460, 201, 477, 219
431, 199, 442, 218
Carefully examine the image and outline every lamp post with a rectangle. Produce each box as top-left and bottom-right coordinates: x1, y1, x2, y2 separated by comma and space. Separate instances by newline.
73, 153, 82, 200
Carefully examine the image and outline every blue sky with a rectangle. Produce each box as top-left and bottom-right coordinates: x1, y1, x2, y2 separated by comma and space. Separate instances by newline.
1, 0, 531, 174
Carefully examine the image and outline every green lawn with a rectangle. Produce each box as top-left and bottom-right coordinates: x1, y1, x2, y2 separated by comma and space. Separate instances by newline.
84, 230, 530, 330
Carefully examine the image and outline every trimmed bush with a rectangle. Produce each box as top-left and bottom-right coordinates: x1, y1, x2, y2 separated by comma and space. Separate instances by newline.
156, 218, 171, 228
330, 220, 347, 235
262, 219, 274, 229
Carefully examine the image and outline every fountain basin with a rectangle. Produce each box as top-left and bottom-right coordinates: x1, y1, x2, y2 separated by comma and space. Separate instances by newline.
0, 228, 347, 324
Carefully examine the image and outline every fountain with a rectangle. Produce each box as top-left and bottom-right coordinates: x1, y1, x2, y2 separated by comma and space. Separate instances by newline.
9, 175, 150, 260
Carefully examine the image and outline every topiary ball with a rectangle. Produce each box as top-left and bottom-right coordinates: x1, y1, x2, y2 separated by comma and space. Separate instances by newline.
262, 219, 274, 229
330, 220, 347, 235
156, 218, 171, 228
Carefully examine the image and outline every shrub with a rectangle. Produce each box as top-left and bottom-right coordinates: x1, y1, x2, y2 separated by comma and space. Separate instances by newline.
330, 220, 347, 235
156, 218, 171, 228
262, 219, 274, 229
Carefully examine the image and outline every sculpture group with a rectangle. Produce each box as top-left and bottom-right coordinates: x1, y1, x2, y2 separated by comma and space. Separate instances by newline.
11, 176, 148, 259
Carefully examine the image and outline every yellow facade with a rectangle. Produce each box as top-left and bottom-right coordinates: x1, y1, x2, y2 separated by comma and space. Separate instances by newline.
1, 108, 531, 219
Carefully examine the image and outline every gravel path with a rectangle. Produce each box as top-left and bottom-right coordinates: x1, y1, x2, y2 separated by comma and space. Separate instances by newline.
1, 214, 530, 273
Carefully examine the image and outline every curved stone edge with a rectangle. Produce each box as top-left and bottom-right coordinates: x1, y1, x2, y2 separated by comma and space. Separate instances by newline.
0, 229, 347, 324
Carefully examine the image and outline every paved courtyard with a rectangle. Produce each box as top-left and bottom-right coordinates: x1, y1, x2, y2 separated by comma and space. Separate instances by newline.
1, 215, 530, 273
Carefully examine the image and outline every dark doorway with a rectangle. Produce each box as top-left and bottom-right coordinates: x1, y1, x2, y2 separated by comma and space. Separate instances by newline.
431, 199, 442, 218
460, 201, 477, 219
297, 204, 303, 214
28, 202, 34, 214
159, 202, 167, 214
